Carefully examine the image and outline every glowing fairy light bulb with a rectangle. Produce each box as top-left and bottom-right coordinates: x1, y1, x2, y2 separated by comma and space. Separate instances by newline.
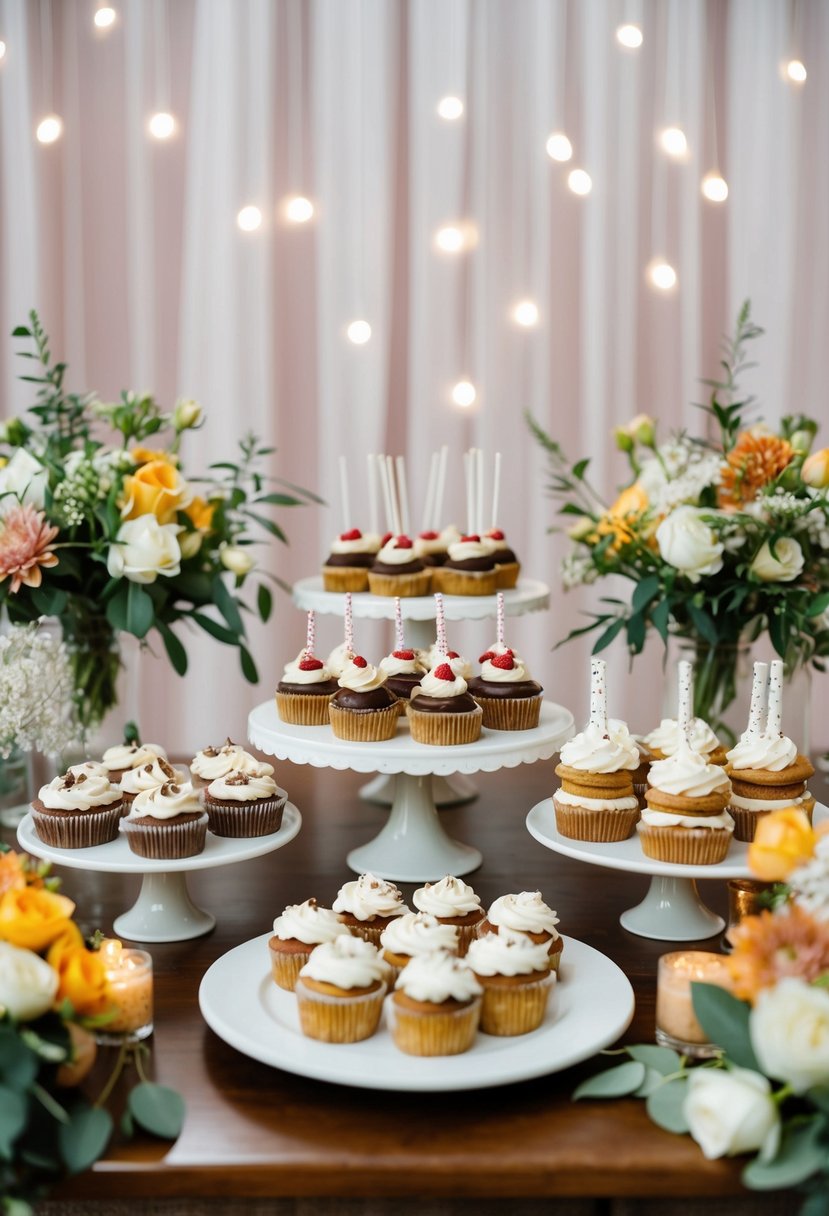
545, 132, 573, 162
347, 320, 372, 345
237, 205, 262, 231
660, 127, 688, 158
648, 259, 678, 291
148, 111, 175, 139
785, 59, 807, 83
36, 115, 63, 143
437, 96, 464, 120
435, 225, 465, 253
513, 300, 539, 327
567, 169, 592, 196
701, 173, 728, 203
284, 195, 314, 223
94, 6, 116, 29
451, 381, 477, 408
616, 24, 643, 49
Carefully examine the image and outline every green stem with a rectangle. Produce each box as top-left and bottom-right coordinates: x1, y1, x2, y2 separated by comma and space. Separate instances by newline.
94, 1039, 131, 1109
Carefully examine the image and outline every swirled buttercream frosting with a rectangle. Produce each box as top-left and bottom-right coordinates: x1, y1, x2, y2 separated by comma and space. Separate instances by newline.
120, 758, 178, 795
281, 654, 333, 685
330, 531, 381, 555
379, 651, 425, 678
394, 950, 482, 1003
67, 761, 109, 780
488, 891, 559, 937
466, 927, 551, 976
39, 772, 120, 811
190, 742, 274, 781
417, 646, 473, 679
376, 536, 420, 566
380, 912, 459, 957
648, 749, 731, 798
299, 935, 388, 990
127, 782, 202, 821
413, 875, 482, 919
644, 717, 721, 757
333, 873, 409, 921
102, 742, 166, 772
326, 642, 353, 678
411, 665, 468, 699
559, 722, 640, 772
337, 658, 388, 692
479, 655, 534, 683
273, 899, 349, 945
726, 731, 798, 772
447, 537, 492, 562
207, 772, 279, 802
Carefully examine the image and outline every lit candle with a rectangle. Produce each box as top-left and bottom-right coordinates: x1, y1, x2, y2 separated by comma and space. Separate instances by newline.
100, 938, 154, 1042
655, 951, 734, 1057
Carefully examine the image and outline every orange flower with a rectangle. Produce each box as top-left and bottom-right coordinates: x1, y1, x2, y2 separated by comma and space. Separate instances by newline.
120, 459, 191, 524
0, 887, 75, 952
130, 447, 178, 467
748, 807, 816, 881
48, 933, 110, 1017
728, 905, 829, 1003
593, 483, 650, 550
0, 851, 26, 897
184, 496, 215, 532
0, 503, 59, 593
719, 431, 794, 508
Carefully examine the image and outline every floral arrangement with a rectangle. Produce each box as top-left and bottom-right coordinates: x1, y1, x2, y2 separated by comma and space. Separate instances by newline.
529, 303, 829, 739
0, 312, 318, 734
574, 808, 829, 1210
0, 620, 80, 761
0, 846, 183, 1212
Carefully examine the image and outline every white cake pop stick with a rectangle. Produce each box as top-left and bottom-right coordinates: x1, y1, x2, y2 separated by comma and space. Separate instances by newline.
589, 658, 608, 731
475, 447, 485, 536
305, 610, 316, 658
434, 445, 449, 530
386, 455, 402, 536
344, 593, 354, 656
367, 454, 379, 535
396, 455, 410, 537
496, 592, 505, 649
464, 451, 474, 536
491, 451, 502, 532
676, 659, 694, 745
421, 452, 438, 533
377, 454, 394, 534
434, 593, 447, 657
767, 660, 784, 736
394, 597, 404, 651
747, 662, 769, 736
338, 455, 350, 530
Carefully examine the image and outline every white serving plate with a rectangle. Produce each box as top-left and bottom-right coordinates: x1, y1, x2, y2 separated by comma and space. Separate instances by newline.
292, 576, 550, 621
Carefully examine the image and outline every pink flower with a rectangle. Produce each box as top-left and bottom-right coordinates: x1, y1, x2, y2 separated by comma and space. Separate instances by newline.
0, 504, 59, 593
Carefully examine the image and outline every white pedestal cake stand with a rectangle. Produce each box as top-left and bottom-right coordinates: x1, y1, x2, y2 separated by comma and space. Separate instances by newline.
292, 576, 550, 807
249, 701, 573, 882
17, 805, 302, 943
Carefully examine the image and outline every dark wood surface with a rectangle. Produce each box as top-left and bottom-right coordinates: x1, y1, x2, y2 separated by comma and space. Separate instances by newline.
9, 754, 827, 1201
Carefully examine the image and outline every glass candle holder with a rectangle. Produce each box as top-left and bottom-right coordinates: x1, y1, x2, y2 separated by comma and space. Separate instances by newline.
722, 879, 776, 952
97, 939, 154, 1045
655, 951, 734, 1059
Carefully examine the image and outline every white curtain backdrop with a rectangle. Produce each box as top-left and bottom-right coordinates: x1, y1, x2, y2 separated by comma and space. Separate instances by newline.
0, 0, 827, 752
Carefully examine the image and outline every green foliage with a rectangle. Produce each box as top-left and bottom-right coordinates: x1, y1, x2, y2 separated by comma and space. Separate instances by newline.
127, 1083, 185, 1139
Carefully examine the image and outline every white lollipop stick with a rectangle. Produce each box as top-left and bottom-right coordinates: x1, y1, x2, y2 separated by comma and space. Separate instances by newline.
386, 455, 402, 536
434, 593, 447, 657
367, 454, 379, 535
377, 455, 394, 534
677, 660, 694, 741
338, 455, 350, 530
747, 662, 769, 736
496, 592, 505, 649
396, 455, 410, 537
767, 660, 784, 735
434, 445, 449, 530
305, 610, 315, 657
475, 447, 485, 535
394, 598, 404, 651
589, 658, 607, 731
421, 453, 438, 533
344, 593, 354, 656
464, 451, 474, 536
491, 451, 502, 532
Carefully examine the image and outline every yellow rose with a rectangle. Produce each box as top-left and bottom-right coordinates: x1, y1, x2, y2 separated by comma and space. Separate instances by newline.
592, 483, 650, 550
0, 887, 76, 952
802, 448, 829, 490
0, 851, 26, 898
748, 808, 816, 881
185, 496, 215, 532
48, 938, 110, 1017
130, 447, 179, 467
121, 459, 191, 524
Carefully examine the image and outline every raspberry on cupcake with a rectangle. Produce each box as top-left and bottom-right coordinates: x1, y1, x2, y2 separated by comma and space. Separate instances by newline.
467, 593, 543, 729
368, 534, 431, 598
379, 598, 427, 706
432, 534, 498, 597
276, 611, 339, 725
322, 527, 382, 593
483, 527, 520, 589
408, 660, 483, 746
328, 654, 399, 741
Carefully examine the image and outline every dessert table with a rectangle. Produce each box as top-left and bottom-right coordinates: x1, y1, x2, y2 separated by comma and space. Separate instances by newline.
11, 755, 821, 1212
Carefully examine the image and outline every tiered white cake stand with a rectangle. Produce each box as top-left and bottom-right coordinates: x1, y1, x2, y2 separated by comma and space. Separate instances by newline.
292, 577, 550, 806
249, 701, 573, 882
17, 805, 302, 943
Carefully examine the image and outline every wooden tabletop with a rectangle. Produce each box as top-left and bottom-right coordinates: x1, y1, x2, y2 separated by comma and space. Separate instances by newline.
10, 755, 826, 1202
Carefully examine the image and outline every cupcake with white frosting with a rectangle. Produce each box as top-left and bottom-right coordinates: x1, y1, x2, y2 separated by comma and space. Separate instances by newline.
333, 872, 410, 947
322, 528, 382, 593
643, 716, 727, 766
276, 650, 339, 726
553, 723, 641, 842
467, 927, 554, 1035
295, 935, 389, 1043
204, 770, 286, 837
120, 781, 208, 859
380, 912, 459, 982
468, 649, 543, 731
328, 655, 399, 741
432, 534, 498, 597
407, 660, 482, 746
101, 741, 167, 783
389, 950, 482, 1056
120, 757, 183, 806
412, 875, 484, 955
477, 891, 563, 973
639, 748, 734, 864
482, 527, 521, 590
268, 898, 350, 991
367, 534, 431, 598
31, 770, 123, 849
189, 739, 275, 788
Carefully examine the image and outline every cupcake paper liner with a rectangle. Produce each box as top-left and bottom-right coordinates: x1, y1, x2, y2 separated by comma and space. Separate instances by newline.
366, 570, 433, 598
553, 798, 640, 843
120, 813, 209, 859
321, 567, 370, 593
477, 972, 554, 1037
494, 562, 520, 590
454, 919, 485, 957
473, 695, 541, 731
637, 822, 733, 865
276, 690, 333, 726
268, 944, 312, 992
408, 706, 483, 746
205, 791, 286, 838
388, 997, 481, 1056
295, 979, 386, 1043
341, 920, 387, 948
31, 802, 123, 850
430, 568, 498, 597
328, 702, 399, 742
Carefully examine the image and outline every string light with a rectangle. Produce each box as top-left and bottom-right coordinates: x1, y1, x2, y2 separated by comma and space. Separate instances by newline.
237, 205, 262, 232
785, 59, 807, 84
648, 259, 678, 291
451, 381, 477, 408
36, 115, 62, 144
701, 173, 728, 203
437, 95, 464, 121
567, 169, 592, 196
545, 132, 572, 162
616, 24, 643, 49
94, 6, 116, 29
0, 40, 6, 61
148, 111, 175, 140
512, 301, 539, 328
434, 224, 478, 253
284, 195, 314, 224
659, 127, 688, 158
347, 320, 372, 345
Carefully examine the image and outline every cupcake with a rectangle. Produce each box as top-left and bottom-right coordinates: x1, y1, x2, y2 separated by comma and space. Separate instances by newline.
413, 530, 449, 567
120, 758, 182, 806
31, 770, 123, 849
412, 875, 485, 955
367, 535, 431, 598
66, 761, 110, 779
378, 647, 427, 706
328, 655, 399, 741
120, 782, 208, 859
639, 748, 734, 864
466, 927, 554, 1036
276, 653, 338, 726
326, 641, 353, 680
332, 872, 409, 946
204, 770, 287, 837
295, 935, 389, 1043
414, 645, 473, 680
483, 528, 520, 590
268, 898, 350, 992
468, 649, 543, 731
321, 528, 382, 593
189, 739, 275, 789
380, 912, 459, 983
553, 724, 641, 842
432, 535, 498, 597
477, 891, 563, 973
101, 741, 167, 784
642, 716, 728, 767
389, 950, 482, 1056
612, 721, 652, 808
407, 661, 482, 746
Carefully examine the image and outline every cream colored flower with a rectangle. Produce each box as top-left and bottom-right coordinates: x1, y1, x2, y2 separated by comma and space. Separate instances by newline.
750, 538, 804, 583
751, 978, 829, 1093
684, 1067, 780, 1161
220, 544, 255, 576
656, 506, 724, 582
0, 940, 59, 1020
107, 515, 182, 584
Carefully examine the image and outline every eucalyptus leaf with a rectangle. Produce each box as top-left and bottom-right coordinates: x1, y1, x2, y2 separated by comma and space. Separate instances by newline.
192, 612, 238, 646
257, 583, 273, 623
0, 1086, 27, 1158
800, 1190, 829, 1216
742, 1120, 827, 1191
690, 983, 758, 1070
240, 644, 259, 684
3, 1198, 34, 1216
0, 1032, 38, 1092
125, 581, 155, 639
626, 1044, 682, 1075
156, 620, 188, 676
128, 1082, 185, 1139
634, 1066, 666, 1098
58, 1105, 113, 1174
646, 1077, 690, 1134
631, 574, 661, 614
212, 576, 244, 637
573, 1060, 646, 1101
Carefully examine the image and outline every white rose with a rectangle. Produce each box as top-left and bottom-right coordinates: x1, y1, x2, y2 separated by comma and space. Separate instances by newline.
220, 544, 255, 576
178, 530, 203, 560
0, 941, 59, 1021
750, 538, 805, 583
173, 398, 203, 431
0, 449, 48, 511
684, 1067, 780, 1161
656, 506, 724, 582
751, 978, 829, 1093
107, 515, 182, 584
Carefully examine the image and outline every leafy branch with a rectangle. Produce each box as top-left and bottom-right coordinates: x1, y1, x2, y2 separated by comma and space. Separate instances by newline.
695, 300, 764, 453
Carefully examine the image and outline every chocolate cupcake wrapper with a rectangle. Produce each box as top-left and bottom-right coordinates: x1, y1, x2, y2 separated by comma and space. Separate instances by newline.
478, 973, 554, 1037
329, 702, 399, 742
321, 567, 370, 593
388, 998, 481, 1056
120, 813, 209, 859
268, 944, 312, 992
494, 562, 520, 590
408, 706, 483, 746
430, 568, 498, 597
553, 798, 640, 842
366, 571, 433, 598
636, 822, 733, 865
473, 695, 541, 731
31, 802, 123, 850
276, 691, 333, 726
206, 792, 286, 838
295, 979, 386, 1043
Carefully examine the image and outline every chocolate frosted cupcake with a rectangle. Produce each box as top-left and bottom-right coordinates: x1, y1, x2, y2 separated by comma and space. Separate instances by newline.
333, 872, 410, 947
328, 655, 399, 741
407, 661, 482, 746
468, 649, 543, 731
483, 528, 520, 590
412, 875, 484, 955
432, 535, 498, 597
477, 891, 563, 973
379, 647, 427, 705
467, 927, 554, 1036
268, 898, 350, 992
101, 741, 167, 784
204, 770, 286, 837
367, 535, 431, 598
276, 653, 338, 726
189, 739, 274, 789
389, 950, 482, 1057
321, 528, 382, 593
120, 782, 208, 859
120, 757, 181, 807
31, 770, 123, 849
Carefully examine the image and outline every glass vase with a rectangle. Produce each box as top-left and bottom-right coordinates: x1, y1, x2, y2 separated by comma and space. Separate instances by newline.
60, 607, 122, 740
0, 746, 34, 829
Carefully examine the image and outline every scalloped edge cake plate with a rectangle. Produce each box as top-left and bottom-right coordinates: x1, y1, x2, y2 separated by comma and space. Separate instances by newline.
198, 932, 634, 1092
292, 576, 550, 620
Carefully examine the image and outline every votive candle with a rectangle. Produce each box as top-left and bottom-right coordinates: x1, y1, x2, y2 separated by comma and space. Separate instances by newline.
655, 951, 734, 1058
99, 938, 154, 1043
